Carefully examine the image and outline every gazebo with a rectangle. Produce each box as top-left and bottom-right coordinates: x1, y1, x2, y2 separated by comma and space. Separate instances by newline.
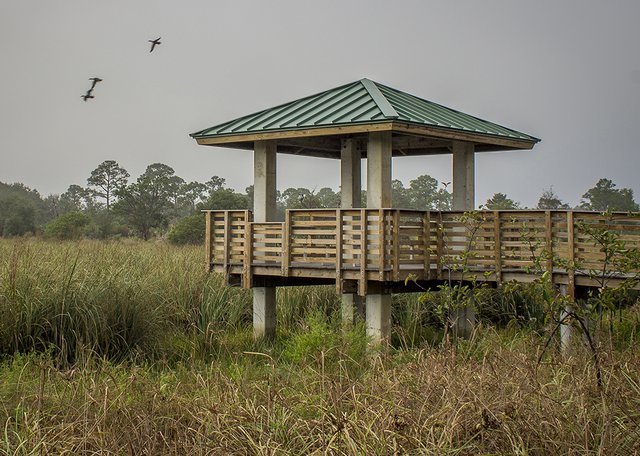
191, 78, 540, 342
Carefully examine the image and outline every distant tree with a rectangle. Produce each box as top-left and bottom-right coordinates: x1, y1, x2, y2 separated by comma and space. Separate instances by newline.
87, 160, 130, 211
0, 195, 36, 236
536, 187, 569, 210
114, 163, 180, 240
178, 181, 208, 214
199, 188, 248, 210
315, 187, 341, 208
59, 184, 93, 213
407, 175, 452, 210
206, 176, 227, 195
579, 178, 639, 212
485, 192, 520, 210
392, 179, 412, 208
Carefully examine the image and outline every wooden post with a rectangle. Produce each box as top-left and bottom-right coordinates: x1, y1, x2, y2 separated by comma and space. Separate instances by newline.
282, 210, 291, 277
567, 211, 575, 299
424, 211, 431, 280
378, 209, 385, 281
205, 211, 212, 272
336, 209, 343, 294
494, 211, 502, 284
223, 211, 231, 283
359, 208, 368, 296
437, 212, 444, 280
392, 210, 400, 281
243, 219, 253, 289
545, 210, 553, 276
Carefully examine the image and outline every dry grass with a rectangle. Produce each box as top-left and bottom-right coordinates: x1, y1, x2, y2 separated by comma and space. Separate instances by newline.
1, 238, 639, 454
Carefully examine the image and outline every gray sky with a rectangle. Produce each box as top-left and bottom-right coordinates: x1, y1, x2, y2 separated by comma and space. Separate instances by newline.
1, 0, 639, 208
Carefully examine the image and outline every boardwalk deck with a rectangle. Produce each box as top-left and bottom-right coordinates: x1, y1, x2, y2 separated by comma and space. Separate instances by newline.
204, 209, 640, 297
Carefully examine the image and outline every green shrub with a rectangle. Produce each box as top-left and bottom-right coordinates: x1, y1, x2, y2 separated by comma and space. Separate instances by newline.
168, 214, 205, 245
43, 212, 91, 240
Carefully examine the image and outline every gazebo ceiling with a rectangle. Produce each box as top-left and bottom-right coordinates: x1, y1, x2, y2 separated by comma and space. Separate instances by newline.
191, 78, 540, 159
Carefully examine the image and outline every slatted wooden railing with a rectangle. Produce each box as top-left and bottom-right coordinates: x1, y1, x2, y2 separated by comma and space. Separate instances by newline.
204, 209, 640, 296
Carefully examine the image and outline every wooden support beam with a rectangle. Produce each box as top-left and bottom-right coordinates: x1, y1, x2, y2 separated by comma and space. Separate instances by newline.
282, 210, 291, 277
243, 219, 253, 289
393, 210, 400, 281
359, 209, 368, 296
336, 209, 343, 294
223, 211, 231, 283
567, 211, 575, 299
205, 211, 213, 272
378, 209, 386, 281
494, 211, 502, 284
437, 212, 444, 280
545, 211, 553, 275
424, 211, 431, 280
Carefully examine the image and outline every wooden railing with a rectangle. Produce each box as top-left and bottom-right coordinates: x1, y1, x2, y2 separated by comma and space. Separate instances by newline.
204, 209, 640, 296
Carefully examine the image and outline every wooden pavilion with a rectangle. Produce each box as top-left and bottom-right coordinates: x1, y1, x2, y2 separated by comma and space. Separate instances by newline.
191, 78, 640, 342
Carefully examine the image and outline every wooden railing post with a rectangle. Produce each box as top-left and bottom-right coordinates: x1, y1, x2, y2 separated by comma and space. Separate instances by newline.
336, 209, 343, 294
567, 211, 575, 298
378, 209, 386, 281
205, 211, 213, 272
223, 211, 231, 282
359, 209, 368, 296
392, 210, 400, 281
437, 212, 444, 280
282, 210, 291, 277
423, 212, 431, 280
243, 220, 253, 289
545, 211, 553, 276
494, 211, 502, 284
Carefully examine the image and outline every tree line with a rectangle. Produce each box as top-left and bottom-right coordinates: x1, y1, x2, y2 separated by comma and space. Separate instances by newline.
0, 160, 638, 243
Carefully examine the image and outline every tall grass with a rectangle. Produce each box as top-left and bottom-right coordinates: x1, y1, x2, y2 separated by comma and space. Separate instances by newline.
1, 239, 640, 453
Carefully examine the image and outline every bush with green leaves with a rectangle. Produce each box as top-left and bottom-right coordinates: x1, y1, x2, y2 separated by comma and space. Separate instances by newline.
168, 214, 205, 245
43, 211, 91, 240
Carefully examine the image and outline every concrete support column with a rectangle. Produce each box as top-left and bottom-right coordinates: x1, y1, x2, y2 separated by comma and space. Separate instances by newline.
366, 293, 392, 344
452, 141, 475, 212
367, 131, 392, 208
366, 131, 393, 344
452, 141, 476, 337
558, 284, 573, 354
340, 139, 363, 325
253, 140, 277, 339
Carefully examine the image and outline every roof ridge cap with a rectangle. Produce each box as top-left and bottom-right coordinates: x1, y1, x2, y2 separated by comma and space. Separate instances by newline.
360, 79, 399, 119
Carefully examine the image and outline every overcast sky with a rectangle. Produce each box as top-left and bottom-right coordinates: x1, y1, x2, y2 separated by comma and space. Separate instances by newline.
1, 1, 639, 208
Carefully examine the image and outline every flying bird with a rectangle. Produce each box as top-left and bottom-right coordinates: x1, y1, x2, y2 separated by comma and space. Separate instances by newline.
81, 90, 94, 102
88, 77, 103, 90
148, 37, 161, 53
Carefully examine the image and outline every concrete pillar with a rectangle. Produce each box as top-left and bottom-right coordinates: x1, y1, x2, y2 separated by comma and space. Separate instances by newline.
366, 293, 392, 344
451, 141, 476, 337
340, 138, 363, 324
253, 140, 277, 339
558, 284, 573, 354
367, 131, 392, 208
340, 138, 362, 208
452, 141, 475, 211
366, 131, 393, 344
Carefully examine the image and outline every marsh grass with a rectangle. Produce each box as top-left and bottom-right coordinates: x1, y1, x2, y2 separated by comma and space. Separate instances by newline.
1, 238, 640, 454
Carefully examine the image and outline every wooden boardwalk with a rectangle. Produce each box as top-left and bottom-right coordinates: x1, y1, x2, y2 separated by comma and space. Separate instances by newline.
205, 209, 640, 298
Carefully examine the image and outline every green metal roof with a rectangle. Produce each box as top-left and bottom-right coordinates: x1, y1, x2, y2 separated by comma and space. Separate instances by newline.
191, 78, 540, 144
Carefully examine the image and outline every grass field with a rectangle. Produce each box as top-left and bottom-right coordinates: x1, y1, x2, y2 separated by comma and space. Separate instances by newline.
1, 238, 639, 454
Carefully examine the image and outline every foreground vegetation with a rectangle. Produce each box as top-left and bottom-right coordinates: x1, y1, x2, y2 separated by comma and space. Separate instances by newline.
1, 239, 640, 454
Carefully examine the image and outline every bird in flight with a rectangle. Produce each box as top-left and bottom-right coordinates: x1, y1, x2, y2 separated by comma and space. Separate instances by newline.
88, 77, 103, 90
148, 37, 161, 53
81, 90, 94, 102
